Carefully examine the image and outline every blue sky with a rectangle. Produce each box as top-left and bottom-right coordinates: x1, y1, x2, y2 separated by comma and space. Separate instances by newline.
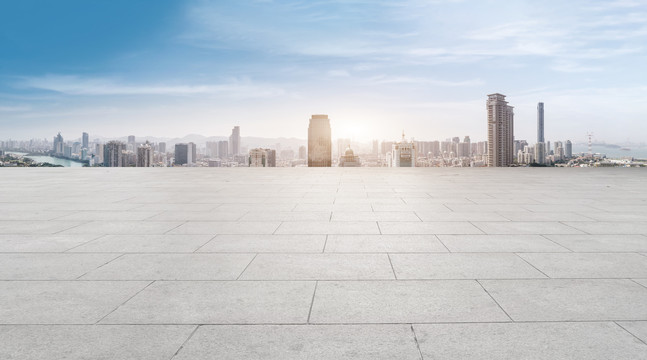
1, 0, 646, 143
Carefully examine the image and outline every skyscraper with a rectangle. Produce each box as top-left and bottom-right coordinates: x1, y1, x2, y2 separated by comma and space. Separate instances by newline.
104, 141, 126, 167
82, 132, 89, 149
537, 102, 545, 143
229, 126, 241, 155
158, 142, 166, 154
137, 144, 153, 167
53, 132, 64, 155
218, 141, 229, 158
565, 140, 573, 158
249, 148, 267, 167
487, 93, 514, 167
174, 143, 194, 165
308, 114, 331, 167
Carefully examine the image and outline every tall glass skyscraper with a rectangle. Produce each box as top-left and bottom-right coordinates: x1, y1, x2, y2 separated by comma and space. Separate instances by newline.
537, 102, 545, 143
487, 93, 514, 167
308, 114, 331, 167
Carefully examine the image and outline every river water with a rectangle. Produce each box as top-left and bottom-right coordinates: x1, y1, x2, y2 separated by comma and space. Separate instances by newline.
7, 152, 85, 167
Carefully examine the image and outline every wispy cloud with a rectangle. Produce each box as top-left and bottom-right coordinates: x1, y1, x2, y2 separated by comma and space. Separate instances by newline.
15, 75, 287, 99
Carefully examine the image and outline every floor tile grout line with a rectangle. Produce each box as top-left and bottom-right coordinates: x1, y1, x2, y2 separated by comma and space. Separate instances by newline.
306, 281, 319, 324
94, 280, 155, 324
192, 234, 220, 253
236, 253, 258, 280
467, 221, 487, 235
513, 253, 551, 278
410, 324, 426, 360
387, 253, 398, 280
434, 235, 452, 253
169, 324, 201, 360
63, 234, 108, 253
476, 279, 514, 322
272, 222, 283, 235
376, 222, 382, 235
50, 221, 92, 235
75, 253, 126, 280
322, 235, 328, 253
630, 279, 647, 290
538, 234, 574, 252
6, 320, 647, 326
613, 321, 647, 346
558, 221, 592, 235
163, 221, 187, 235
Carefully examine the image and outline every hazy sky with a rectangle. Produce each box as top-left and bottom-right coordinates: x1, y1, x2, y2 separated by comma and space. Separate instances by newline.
1, 0, 646, 143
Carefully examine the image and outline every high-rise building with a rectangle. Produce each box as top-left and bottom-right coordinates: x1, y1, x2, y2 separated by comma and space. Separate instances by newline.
94, 143, 104, 164
457, 136, 471, 158
229, 126, 241, 155
218, 141, 229, 158
565, 140, 573, 158
104, 141, 126, 167
206, 141, 219, 158
158, 142, 166, 154
190, 142, 196, 164
127, 135, 136, 152
137, 144, 153, 167
390, 132, 417, 167
266, 149, 276, 167
53, 132, 64, 155
534, 142, 546, 164
249, 148, 268, 167
63, 145, 72, 158
487, 93, 514, 167
537, 102, 544, 143
174, 143, 195, 165
308, 114, 331, 167
82, 132, 89, 149
298, 145, 306, 160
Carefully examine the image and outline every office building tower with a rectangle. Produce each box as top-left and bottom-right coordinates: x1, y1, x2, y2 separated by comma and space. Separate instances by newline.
94, 143, 104, 164
158, 142, 166, 154
487, 93, 514, 167
537, 102, 544, 143
249, 148, 268, 167
535, 142, 546, 164
339, 146, 360, 167
458, 136, 471, 158
229, 126, 241, 155
104, 141, 126, 167
298, 145, 306, 160
266, 149, 276, 167
391, 132, 417, 167
137, 144, 153, 167
218, 141, 229, 158
308, 114, 332, 167
53, 132, 64, 155
372, 140, 379, 156
565, 140, 573, 158
174, 143, 194, 165
82, 132, 89, 149
190, 142, 196, 164
206, 141, 219, 158
554, 141, 564, 161
63, 145, 72, 158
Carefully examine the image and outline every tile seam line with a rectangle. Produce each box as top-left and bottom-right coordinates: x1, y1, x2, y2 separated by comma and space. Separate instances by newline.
306, 281, 319, 324
94, 280, 155, 325
538, 234, 574, 252
75, 253, 126, 280
235, 253, 259, 280
163, 221, 188, 235
410, 324, 426, 360
387, 253, 398, 280
50, 221, 92, 235
63, 234, 108, 253
192, 234, 219, 253
514, 253, 551, 279
476, 279, 514, 322
169, 324, 201, 360
613, 321, 647, 347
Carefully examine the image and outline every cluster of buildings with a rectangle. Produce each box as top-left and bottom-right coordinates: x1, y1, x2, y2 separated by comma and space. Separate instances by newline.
2, 93, 590, 168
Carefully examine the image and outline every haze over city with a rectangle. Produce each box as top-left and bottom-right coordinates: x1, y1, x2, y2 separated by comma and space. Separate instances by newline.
2, 0, 647, 143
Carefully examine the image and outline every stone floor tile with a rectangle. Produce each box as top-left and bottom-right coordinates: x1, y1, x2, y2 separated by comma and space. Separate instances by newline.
617, 321, 647, 344
173, 324, 421, 360
0, 325, 195, 360
519, 253, 647, 278
390, 253, 546, 279
325, 234, 447, 253
0, 281, 150, 324
240, 211, 331, 222
239, 254, 394, 280
545, 234, 647, 252
480, 279, 647, 321
415, 322, 647, 360
378, 221, 483, 235
168, 221, 280, 235
59, 221, 184, 235
563, 221, 647, 235
82, 254, 255, 280
472, 221, 585, 235
101, 281, 315, 324
331, 211, 420, 222
0, 253, 119, 280
198, 234, 326, 253
54, 211, 162, 221
146, 211, 247, 221
415, 212, 509, 222
497, 212, 594, 222
69, 234, 214, 253
275, 221, 380, 235
0, 221, 86, 235
309, 280, 509, 323
437, 234, 569, 252
0, 234, 101, 252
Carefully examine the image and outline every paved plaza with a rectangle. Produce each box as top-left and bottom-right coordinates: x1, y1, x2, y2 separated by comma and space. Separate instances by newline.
1, 167, 647, 359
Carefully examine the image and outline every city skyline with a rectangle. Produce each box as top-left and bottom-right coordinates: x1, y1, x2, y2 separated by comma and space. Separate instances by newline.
2, 1, 647, 142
